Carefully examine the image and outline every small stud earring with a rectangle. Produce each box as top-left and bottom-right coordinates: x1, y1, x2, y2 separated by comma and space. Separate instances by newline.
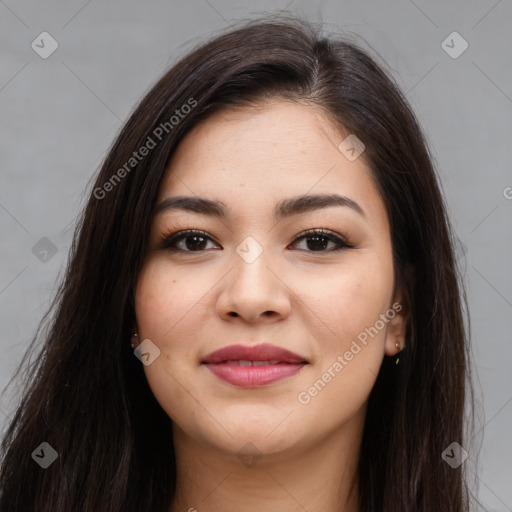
131, 332, 138, 349
395, 341, 401, 365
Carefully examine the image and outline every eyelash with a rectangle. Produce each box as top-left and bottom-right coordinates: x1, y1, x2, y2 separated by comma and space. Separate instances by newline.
159, 228, 354, 254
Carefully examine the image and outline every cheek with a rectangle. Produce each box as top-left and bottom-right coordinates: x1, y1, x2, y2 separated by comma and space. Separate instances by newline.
135, 257, 203, 340
134, 259, 204, 426
295, 266, 393, 420
299, 258, 394, 353
134, 259, 199, 384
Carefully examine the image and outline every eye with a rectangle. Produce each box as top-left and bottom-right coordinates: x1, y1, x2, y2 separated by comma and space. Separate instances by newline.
159, 229, 220, 252
160, 228, 353, 254
290, 228, 353, 253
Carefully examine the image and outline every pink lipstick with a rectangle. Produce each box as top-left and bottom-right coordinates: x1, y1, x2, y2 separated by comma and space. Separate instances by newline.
201, 343, 308, 387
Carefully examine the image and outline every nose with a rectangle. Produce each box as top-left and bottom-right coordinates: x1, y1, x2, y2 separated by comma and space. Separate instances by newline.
215, 244, 292, 324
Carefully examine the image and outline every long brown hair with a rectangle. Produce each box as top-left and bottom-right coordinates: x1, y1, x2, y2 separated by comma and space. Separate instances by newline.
0, 15, 481, 511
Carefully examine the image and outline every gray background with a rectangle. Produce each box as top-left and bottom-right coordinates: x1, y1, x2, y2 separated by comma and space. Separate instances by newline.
1, 0, 511, 509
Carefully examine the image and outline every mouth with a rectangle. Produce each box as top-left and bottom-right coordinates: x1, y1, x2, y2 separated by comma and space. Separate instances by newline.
217, 360, 299, 366
201, 343, 309, 387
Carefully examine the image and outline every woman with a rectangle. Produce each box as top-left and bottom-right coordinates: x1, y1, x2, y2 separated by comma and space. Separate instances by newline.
0, 15, 479, 512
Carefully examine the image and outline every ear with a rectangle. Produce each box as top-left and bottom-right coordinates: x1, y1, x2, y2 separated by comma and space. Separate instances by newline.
384, 265, 413, 357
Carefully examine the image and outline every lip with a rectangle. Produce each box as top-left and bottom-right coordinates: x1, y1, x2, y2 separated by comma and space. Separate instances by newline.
201, 343, 309, 388
202, 343, 308, 364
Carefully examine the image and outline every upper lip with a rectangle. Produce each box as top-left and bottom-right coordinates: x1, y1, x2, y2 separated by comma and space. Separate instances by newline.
201, 343, 309, 364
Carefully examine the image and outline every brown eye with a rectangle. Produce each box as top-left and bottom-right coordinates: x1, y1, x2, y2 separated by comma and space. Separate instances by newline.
290, 229, 353, 253
160, 230, 220, 252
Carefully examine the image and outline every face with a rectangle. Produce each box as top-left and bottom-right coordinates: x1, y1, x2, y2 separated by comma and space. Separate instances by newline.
134, 99, 407, 458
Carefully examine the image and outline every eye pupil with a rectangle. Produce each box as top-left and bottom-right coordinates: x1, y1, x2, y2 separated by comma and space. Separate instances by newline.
307, 235, 329, 251
186, 235, 207, 251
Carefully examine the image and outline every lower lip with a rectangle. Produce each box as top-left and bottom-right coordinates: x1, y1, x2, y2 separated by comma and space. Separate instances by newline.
203, 363, 307, 387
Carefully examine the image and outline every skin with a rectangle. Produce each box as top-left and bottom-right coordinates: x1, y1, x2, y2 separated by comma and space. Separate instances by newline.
134, 99, 407, 512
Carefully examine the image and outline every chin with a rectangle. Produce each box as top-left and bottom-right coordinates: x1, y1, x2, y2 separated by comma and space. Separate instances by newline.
189, 413, 301, 455
214, 430, 300, 463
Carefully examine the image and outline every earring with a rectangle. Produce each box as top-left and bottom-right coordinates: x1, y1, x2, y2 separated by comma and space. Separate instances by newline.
395, 340, 401, 365
131, 332, 138, 349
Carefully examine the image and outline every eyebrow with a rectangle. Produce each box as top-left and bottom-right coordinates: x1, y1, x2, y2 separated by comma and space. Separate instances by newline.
153, 193, 365, 220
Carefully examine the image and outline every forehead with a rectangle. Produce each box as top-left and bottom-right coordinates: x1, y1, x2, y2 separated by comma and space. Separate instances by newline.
166, 99, 346, 177
157, 99, 386, 227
